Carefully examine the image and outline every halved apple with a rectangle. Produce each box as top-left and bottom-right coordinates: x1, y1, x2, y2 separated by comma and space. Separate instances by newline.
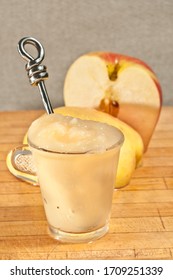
64, 52, 162, 151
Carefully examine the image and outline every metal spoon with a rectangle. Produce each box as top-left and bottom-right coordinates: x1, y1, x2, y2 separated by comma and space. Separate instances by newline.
18, 36, 54, 114
9, 37, 54, 183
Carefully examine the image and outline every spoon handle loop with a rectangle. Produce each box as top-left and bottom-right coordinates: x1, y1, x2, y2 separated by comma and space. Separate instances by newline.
18, 37, 54, 114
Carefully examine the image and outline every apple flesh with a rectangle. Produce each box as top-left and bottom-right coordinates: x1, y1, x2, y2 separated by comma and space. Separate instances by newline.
64, 52, 162, 151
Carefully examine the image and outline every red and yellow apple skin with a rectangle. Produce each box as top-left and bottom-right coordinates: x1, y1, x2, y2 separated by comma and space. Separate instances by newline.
64, 52, 162, 151
96, 52, 162, 100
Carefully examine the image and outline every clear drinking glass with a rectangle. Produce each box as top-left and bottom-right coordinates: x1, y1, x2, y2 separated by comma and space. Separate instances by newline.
8, 117, 124, 243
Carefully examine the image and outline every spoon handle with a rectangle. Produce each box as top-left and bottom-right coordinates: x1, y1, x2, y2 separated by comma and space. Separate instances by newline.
18, 37, 54, 114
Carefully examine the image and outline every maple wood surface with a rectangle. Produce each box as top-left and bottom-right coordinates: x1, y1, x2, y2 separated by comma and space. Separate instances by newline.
0, 107, 173, 260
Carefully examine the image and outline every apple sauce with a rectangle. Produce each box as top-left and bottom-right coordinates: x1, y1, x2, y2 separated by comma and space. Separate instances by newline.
27, 113, 124, 242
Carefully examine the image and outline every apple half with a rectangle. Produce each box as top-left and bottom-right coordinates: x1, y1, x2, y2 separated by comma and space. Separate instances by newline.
64, 52, 162, 151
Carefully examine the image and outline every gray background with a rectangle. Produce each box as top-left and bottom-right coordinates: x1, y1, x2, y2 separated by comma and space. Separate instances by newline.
0, 0, 172, 111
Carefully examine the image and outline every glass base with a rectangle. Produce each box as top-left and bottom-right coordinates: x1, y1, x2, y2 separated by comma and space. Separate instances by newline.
48, 223, 109, 243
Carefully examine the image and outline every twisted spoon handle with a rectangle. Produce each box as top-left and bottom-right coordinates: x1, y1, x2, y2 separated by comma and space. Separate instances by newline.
18, 37, 54, 114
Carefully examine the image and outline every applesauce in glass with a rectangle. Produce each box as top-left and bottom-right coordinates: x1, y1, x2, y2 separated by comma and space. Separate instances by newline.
27, 113, 124, 243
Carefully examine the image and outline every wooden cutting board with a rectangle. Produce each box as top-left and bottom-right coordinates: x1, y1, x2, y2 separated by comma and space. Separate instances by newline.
0, 107, 173, 260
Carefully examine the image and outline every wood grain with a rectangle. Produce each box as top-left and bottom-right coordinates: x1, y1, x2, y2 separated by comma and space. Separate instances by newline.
0, 107, 173, 260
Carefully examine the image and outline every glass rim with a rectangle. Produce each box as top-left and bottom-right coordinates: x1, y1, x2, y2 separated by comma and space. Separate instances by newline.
27, 127, 124, 155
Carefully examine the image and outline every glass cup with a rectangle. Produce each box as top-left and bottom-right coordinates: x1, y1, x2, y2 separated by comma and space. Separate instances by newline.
8, 119, 124, 243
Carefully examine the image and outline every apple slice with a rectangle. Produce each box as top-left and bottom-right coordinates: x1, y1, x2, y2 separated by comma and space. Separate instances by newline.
54, 106, 144, 188
64, 52, 162, 151
21, 106, 144, 188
